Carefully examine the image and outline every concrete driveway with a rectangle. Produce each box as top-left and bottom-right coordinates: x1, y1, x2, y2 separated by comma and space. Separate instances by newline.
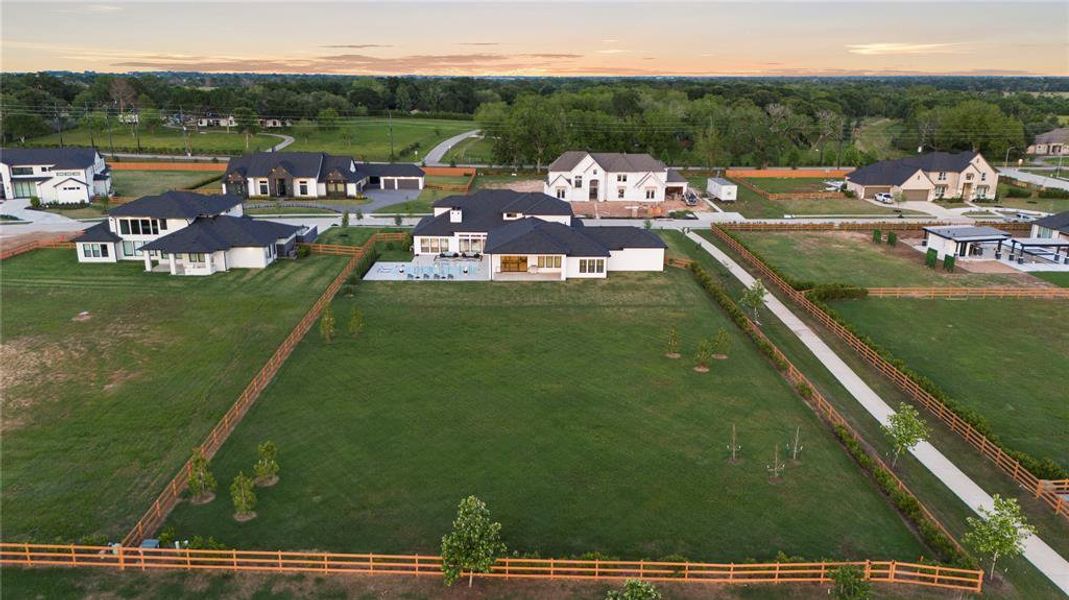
0, 199, 91, 237
363, 188, 423, 214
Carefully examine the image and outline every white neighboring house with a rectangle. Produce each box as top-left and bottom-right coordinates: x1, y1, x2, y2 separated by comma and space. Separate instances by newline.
544, 151, 688, 203
845, 151, 998, 202
0, 147, 111, 204
223, 152, 367, 199
412, 190, 665, 281
197, 114, 236, 128
1026, 128, 1069, 156
73, 190, 299, 276
258, 118, 292, 129
1030, 211, 1069, 242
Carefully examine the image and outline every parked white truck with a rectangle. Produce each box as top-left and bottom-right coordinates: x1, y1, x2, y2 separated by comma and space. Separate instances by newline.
706, 177, 737, 202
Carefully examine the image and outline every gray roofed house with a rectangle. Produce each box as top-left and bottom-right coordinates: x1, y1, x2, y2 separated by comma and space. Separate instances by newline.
74, 221, 121, 243
108, 191, 243, 219
0, 147, 102, 169
1031, 211, 1069, 237
1027, 128, 1069, 156
845, 150, 997, 202
545, 151, 688, 203
1, 146, 111, 205
484, 219, 611, 257
222, 151, 367, 199
139, 216, 299, 254
357, 162, 426, 191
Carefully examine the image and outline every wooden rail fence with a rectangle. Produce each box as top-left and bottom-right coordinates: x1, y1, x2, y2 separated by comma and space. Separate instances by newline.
122, 234, 394, 546
709, 226, 1069, 520
867, 287, 1069, 299
0, 232, 79, 260
0, 544, 984, 592
719, 221, 1033, 234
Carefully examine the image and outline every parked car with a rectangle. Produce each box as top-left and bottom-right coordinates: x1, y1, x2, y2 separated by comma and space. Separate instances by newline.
823, 180, 846, 192
874, 192, 894, 204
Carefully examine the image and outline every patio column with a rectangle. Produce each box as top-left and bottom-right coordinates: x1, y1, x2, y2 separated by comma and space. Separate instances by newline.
168, 253, 177, 275
143, 253, 152, 272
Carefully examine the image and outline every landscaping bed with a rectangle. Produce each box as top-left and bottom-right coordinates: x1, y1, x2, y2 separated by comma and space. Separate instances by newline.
0, 250, 348, 541
165, 270, 926, 562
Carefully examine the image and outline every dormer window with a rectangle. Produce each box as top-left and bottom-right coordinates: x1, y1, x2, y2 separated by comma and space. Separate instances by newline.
616, 174, 627, 182
937, 172, 947, 181
503, 212, 522, 220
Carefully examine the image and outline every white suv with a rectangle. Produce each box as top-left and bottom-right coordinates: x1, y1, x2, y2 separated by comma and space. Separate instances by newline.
874, 192, 894, 204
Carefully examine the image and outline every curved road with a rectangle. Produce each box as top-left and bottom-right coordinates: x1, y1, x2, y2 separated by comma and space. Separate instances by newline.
424, 129, 481, 166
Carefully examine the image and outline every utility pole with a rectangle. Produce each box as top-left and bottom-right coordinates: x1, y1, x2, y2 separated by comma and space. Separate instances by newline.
388, 109, 394, 159
106, 110, 115, 156
55, 102, 65, 147
85, 102, 95, 148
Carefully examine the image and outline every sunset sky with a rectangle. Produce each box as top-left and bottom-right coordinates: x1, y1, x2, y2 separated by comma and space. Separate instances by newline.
2, 1, 1066, 77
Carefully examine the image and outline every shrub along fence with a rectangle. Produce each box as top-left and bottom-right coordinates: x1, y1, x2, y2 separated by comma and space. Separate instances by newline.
684, 263, 969, 566
122, 235, 389, 547
719, 222, 1033, 234
0, 544, 984, 592
708, 226, 1069, 519
866, 287, 1069, 299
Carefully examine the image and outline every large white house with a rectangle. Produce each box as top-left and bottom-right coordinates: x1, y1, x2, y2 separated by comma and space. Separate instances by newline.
73, 190, 299, 276
845, 151, 998, 202
412, 190, 665, 280
544, 151, 688, 203
222, 152, 424, 198
0, 147, 111, 204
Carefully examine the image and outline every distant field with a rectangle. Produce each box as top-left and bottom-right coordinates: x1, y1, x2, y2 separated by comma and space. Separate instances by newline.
283, 118, 475, 161
111, 170, 217, 198
442, 135, 494, 164
854, 118, 907, 160
23, 126, 278, 155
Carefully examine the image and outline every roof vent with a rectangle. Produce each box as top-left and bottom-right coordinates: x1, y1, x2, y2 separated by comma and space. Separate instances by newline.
450, 208, 462, 223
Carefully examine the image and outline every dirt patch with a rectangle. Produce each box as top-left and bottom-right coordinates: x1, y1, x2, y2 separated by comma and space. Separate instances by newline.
234, 512, 258, 522
190, 492, 216, 506
103, 369, 140, 393
72, 311, 93, 322
478, 178, 543, 192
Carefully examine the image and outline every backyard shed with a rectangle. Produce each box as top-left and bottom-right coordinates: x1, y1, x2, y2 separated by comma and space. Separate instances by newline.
707, 178, 737, 202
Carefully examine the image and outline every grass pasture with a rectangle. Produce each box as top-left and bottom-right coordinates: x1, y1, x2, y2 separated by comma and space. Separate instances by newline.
23, 126, 278, 155
744, 177, 830, 194
284, 118, 475, 162
165, 270, 927, 562
0, 250, 347, 542
442, 135, 494, 164
111, 169, 219, 198
828, 298, 1069, 471
724, 231, 1039, 288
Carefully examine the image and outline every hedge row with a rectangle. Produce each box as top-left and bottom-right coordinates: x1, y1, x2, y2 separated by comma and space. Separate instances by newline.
1038, 187, 1069, 199
687, 263, 968, 567
806, 283, 869, 302
833, 425, 974, 568
722, 229, 1068, 480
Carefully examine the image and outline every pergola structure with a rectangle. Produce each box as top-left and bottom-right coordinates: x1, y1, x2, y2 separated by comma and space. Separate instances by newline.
922, 226, 1012, 259
1004, 237, 1069, 265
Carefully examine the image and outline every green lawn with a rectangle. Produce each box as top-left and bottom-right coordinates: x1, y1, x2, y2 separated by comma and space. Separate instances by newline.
1033, 272, 1069, 287
374, 187, 453, 214
283, 118, 475, 162
0, 250, 347, 542
112, 170, 219, 198
854, 118, 907, 160
165, 270, 926, 562
725, 231, 1037, 288
23, 127, 278, 155
745, 178, 831, 194
689, 177, 914, 218
41, 204, 108, 219
314, 226, 406, 246
828, 298, 1069, 471
442, 135, 494, 164
243, 206, 336, 215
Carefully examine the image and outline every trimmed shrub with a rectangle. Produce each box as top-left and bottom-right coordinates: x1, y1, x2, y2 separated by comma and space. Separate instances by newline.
872, 229, 882, 244
942, 255, 956, 272
925, 248, 938, 269
1003, 186, 1031, 198
1038, 187, 1069, 199
886, 232, 897, 247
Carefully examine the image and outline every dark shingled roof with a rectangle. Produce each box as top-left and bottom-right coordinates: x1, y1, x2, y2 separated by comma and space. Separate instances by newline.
0, 147, 101, 169
108, 191, 243, 219
666, 169, 687, 183
484, 219, 610, 257
548, 151, 667, 173
1035, 128, 1069, 145
580, 226, 667, 250
359, 162, 425, 178
139, 216, 299, 254
923, 225, 1011, 241
74, 222, 121, 243
225, 152, 362, 182
416, 190, 573, 237
1032, 210, 1069, 233
847, 151, 980, 186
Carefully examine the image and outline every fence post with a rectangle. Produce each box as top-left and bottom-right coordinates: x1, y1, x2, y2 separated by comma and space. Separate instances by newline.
71, 545, 77, 566
863, 559, 871, 580
369, 553, 374, 574
595, 558, 599, 578
23, 543, 31, 566
888, 561, 897, 582
277, 550, 282, 571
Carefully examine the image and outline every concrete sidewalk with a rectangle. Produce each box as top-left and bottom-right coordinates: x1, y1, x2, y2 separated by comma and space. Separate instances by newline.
684, 231, 1069, 595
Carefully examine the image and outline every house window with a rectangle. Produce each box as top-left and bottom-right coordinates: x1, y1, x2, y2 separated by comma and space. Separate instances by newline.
82, 244, 108, 258
976, 185, 989, 199
188, 253, 205, 263
645, 188, 656, 200
617, 187, 626, 199
935, 186, 947, 198
555, 187, 566, 199
537, 255, 561, 268
299, 181, 309, 196
121, 218, 160, 236
965, 173, 974, 181
419, 237, 450, 254
579, 259, 605, 274
458, 235, 484, 253
980, 172, 987, 181
259, 181, 269, 195
616, 174, 627, 183
12, 180, 36, 197
11, 167, 33, 176
122, 241, 144, 257
574, 175, 583, 189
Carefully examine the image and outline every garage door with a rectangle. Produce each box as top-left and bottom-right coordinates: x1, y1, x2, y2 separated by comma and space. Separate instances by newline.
902, 189, 929, 201
864, 186, 890, 199
396, 178, 421, 189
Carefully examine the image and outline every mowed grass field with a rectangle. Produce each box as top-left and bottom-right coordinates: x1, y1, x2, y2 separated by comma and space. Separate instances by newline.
828, 298, 1069, 471
690, 178, 913, 218
744, 177, 830, 194
0, 250, 347, 542
111, 170, 219, 198
724, 231, 1039, 288
23, 127, 278, 154
442, 135, 494, 164
166, 271, 926, 561
284, 118, 475, 162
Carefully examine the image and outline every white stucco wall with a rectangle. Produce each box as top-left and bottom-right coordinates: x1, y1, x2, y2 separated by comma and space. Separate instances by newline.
606, 248, 665, 272
227, 246, 273, 269
564, 256, 608, 279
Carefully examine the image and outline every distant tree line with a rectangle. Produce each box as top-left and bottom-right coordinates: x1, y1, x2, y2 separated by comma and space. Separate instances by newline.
1, 72, 1066, 166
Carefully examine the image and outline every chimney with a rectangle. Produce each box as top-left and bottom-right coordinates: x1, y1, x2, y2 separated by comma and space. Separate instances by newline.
450, 208, 462, 223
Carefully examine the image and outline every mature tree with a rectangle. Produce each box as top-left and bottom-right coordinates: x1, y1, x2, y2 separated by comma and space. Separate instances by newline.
229, 472, 257, 519
320, 305, 336, 343
3, 113, 50, 142
139, 107, 163, 133
964, 495, 1036, 579
881, 403, 929, 467
317, 107, 339, 131
187, 449, 217, 503
348, 307, 365, 337
234, 106, 259, 149
930, 100, 1025, 157
108, 78, 138, 113
694, 126, 723, 170
739, 279, 767, 322
253, 441, 279, 486
606, 579, 661, 600
440, 496, 506, 587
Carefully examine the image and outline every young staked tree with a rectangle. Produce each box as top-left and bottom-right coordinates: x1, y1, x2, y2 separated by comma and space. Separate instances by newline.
693, 338, 713, 373
881, 403, 930, 467
964, 495, 1037, 579
253, 441, 279, 486
341, 211, 350, 227
711, 328, 731, 359
766, 445, 786, 481
740, 279, 767, 323
605, 579, 662, 600
786, 426, 805, 462
440, 496, 506, 587
348, 306, 365, 337
831, 565, 871, 600
726, 423, 742, 464
320, 305, 336, 344
187, 449, 217, 504
229, 471, 257, 520
664, 326, 681, 359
